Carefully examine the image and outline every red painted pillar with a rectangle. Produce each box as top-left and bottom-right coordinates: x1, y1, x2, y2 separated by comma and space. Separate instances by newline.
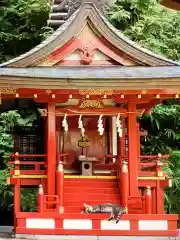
120, 117, 125, 166
128, 102, 138, 196
136, 123, 141, 171
14, 179, 20, 213
109, 117, 112, 154
56, 160, 64, 213
152, 187, 157, 214
37, 184, 44, 212
120, 161, 128, 213
14, 179, 20, 229
156, 180, 164, 213
47, 102, 56, 195
145, 186, 152, 214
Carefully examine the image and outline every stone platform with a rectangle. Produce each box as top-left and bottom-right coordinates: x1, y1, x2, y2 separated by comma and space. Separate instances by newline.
14, 235, 178, 240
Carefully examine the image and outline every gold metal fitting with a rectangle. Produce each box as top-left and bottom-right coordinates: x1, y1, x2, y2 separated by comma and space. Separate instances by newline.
122, 161, 128, 173
15, 152, 19, 156
168, 178, 172, 188
14, 160, 20, 164
157, 171, 163, 177
57, 161, 63, 172
59, 206, 64, 214
14, 170, 20, 176
146, 186, 151, 196
6, 178, 10, 185
38, 184, 44, 194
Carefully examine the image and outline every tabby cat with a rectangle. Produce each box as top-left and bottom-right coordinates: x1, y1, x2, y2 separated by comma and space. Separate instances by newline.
83, 203, 125, 224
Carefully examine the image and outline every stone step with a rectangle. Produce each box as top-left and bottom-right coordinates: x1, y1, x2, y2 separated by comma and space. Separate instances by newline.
49, 12, 68, 20
51, 4, 69, 12
54, 0, 64, 4
47, 19, 65, 27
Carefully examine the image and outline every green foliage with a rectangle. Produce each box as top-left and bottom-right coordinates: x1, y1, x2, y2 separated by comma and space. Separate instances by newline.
108, 0, 180, 61
140, 103, 180, 154
163, 151, 180, 214
140, 102, 180, 214
0, 0, 53, 63
0, 108, 40, 214
21, 188, 38, 212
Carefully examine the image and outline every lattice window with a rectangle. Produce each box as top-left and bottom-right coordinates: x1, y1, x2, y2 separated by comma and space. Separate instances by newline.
14, 134, 39, 169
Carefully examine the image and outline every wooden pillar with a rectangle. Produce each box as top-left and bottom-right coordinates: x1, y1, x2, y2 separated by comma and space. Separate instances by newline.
120, 117, 126, 158
120, 161, 128, 213
136, 123, 141, 157
109, 117, 112, 154
56, 117, 62, 155
47, 102, 56, 195
152, 187, 157, 214
14, 179, 20, 213
56, 160, 64, 213
145, 186, 152, 214
118, 117, 125, 168
128, 102, 138, 196
112, 116, 117, 162
14, 179, 20, 229
156, 180, 164, 213
37, 184, 44, 212
137, 123, 141, 171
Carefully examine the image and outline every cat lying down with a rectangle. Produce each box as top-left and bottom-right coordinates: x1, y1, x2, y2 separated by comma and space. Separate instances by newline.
82, 203, 126, 224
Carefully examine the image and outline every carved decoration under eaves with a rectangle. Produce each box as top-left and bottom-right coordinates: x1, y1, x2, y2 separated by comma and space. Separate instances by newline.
37, 58, 57, 66
80, 47, 94, 65
0, 87, 17, 105
0, 87, 17, 94
79, 89, 113, 96
78, 99, 104, 108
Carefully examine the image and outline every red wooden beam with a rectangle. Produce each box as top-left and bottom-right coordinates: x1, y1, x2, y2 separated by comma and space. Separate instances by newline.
55, 107, 127, 116
136, 99, 161, 109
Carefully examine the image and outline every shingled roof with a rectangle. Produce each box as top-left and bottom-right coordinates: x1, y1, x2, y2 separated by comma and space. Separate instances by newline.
0, 66, 180, 89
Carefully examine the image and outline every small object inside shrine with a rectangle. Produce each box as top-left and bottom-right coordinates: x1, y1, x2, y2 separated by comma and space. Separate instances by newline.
78, 155, 97, 175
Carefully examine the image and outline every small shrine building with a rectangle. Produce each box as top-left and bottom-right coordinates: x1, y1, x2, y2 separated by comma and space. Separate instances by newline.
0, 0, 180, 238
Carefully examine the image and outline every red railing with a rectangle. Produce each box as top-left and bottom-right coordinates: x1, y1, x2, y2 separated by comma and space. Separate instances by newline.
37, 185, 60, 212
128, 196, 146, 214
8, 152, 47, 176
139, 154, 169, 177
43, 195, 60, 212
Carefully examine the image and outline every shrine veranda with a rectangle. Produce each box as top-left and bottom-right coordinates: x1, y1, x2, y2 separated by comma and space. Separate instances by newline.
0, 1, 180, 238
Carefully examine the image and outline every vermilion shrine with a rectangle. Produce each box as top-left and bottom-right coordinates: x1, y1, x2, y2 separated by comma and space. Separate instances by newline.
0, 0, 180, 238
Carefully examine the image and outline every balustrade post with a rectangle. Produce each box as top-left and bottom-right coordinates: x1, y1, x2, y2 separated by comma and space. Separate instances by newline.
156, 154, 164, 177
145, 186, 152, 214
56, 160, 64, 213
120, 161, 128, 213
37, 184, 44, 212
14, 152, 20, 176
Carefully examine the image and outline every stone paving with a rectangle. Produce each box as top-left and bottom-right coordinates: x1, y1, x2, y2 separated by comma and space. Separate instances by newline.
0, 236, 178, 240
0, 227, 179, 240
